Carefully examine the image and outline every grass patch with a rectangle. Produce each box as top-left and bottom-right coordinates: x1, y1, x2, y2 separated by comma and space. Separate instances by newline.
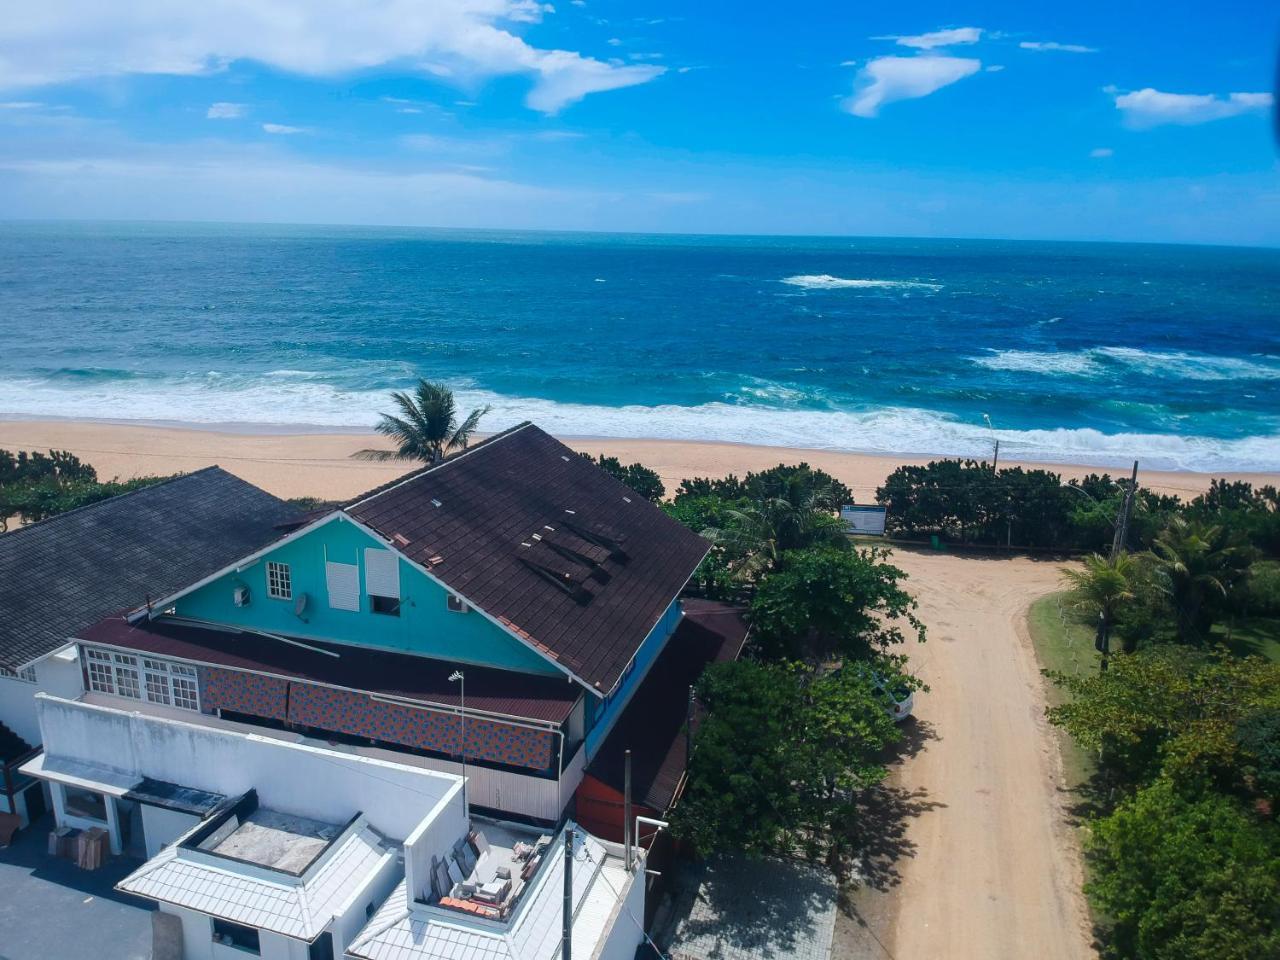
1215, 616, 1280, 663
1027, 593, 1100, 791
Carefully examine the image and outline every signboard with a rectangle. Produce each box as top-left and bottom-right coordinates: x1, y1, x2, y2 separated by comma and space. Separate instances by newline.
840, 504, 887, 536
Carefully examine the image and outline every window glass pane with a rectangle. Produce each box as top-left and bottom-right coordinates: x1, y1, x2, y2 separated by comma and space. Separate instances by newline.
267, 561, 292, 600
172, 675, 199, 711
144, 670, 171, 705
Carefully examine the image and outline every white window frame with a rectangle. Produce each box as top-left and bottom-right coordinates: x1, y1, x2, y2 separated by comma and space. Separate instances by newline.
84, 646, 200, 711
0, 664, 37, 683
266, 561, 292, 600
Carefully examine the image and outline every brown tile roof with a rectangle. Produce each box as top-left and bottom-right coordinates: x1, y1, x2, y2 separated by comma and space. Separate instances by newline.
79, 615, 580, 725
343, 423, 711, 696
584, 600, 748, 812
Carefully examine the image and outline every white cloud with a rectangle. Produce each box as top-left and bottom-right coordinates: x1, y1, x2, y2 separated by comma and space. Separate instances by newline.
607, 37, 622, 46
845, 55, 981, 117
985, 65, 1004, 73
1020, 41, 1097, 54
0, 0, 663, 114
877, 27, 982, 50
1090, 147, 1113, 158
1113, 88, 1273, 127
206, 101, 245, 119
262, 122, 306, 134
0, 100, 44, 109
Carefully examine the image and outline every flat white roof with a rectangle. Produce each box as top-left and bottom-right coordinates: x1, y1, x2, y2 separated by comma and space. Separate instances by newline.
119, 816, 393, 941
348, 826, 635, 960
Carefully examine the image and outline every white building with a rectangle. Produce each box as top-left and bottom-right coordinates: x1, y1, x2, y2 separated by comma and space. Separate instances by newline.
24, 695, 646, 960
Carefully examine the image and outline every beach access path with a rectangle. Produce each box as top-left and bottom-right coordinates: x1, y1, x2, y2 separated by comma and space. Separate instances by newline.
838, 549, 1094, 960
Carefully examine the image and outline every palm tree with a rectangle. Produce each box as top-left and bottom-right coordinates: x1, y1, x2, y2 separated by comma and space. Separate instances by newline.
1061, 552, 1138, 653
1149, 516, 1253, 646
706, 489, 847, 581
352, 380, 491, 464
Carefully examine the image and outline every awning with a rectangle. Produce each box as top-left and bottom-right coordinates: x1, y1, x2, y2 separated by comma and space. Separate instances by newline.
20, 752, 141, 798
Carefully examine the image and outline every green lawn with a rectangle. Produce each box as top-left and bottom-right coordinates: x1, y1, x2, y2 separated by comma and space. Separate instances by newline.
1216, 616, 1280, 663
1027, 593, 1100, 791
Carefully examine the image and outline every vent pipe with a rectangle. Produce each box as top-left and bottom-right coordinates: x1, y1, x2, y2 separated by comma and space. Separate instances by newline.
624, 750, 633, 871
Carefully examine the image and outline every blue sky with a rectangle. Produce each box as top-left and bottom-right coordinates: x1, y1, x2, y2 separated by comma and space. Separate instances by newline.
1, 1, 1277, 244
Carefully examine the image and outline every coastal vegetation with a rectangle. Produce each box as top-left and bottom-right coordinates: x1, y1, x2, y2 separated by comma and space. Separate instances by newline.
353, 379, 490, 464
0, 448, 178, 532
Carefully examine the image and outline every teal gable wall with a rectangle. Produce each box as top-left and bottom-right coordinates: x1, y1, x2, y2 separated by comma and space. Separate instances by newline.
171, 515, 562, 677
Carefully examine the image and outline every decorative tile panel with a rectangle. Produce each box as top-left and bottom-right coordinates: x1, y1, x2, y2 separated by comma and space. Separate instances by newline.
286, 682, 553, 770
200, 667, 289, 720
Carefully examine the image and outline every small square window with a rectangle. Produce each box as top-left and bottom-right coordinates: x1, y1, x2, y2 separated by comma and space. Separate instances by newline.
370, 595, 401, 617
267, 561, 292, 600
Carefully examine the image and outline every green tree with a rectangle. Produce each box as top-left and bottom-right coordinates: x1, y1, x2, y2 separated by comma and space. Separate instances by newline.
672, 659, 912, 862
750, 547, 925, 661
1150, 517, 1255, 645
1047, 647, 1280, 794
353, 380, 490, 464
1061, 552, 1140, 653
705, 493, 847, 581
1085, 779, 1280, 960
577, 453, 664, 502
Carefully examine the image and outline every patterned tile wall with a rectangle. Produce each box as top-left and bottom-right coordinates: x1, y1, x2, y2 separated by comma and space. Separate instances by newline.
287, 683, 553, 770
201, 667, 289, 719
195, 666, 553, 770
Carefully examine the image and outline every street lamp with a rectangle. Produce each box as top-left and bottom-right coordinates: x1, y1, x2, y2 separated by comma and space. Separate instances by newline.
982, 413, 999, 471
449, 669, 468, 815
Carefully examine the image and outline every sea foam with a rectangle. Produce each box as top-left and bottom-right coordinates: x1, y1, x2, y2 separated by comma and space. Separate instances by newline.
973, 348, 1280, 381
1, 374, 1277, 473
781, 275, 942, 291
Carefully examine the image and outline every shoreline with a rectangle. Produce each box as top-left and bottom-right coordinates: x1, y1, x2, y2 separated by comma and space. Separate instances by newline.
1, 419, 1275, 502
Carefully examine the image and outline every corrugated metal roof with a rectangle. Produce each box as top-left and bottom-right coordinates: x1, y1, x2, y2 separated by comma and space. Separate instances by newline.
118, 817, 393, 942
344, 424, 710, 695
0, 467, 299, 671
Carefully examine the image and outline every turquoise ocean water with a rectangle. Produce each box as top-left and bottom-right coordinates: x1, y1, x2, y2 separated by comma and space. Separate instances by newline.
1, 221, 1278, 472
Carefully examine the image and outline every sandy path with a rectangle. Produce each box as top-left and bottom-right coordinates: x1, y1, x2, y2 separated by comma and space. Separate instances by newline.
848, 550, 1094, 960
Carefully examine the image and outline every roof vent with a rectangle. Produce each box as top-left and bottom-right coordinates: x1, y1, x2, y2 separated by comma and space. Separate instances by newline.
427, 555, 444, 566
393, 533, 411, 546
430, 499, 443, 508
622, 496, 632, 503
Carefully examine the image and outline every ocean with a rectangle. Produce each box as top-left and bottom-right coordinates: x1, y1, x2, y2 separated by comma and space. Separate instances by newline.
2, 221, 1278, 472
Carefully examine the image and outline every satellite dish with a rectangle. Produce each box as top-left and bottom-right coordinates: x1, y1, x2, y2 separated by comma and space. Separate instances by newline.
294, 592, 310, 622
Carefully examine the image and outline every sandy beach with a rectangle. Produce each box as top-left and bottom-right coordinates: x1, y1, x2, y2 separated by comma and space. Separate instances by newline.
0, 419, 1275, 503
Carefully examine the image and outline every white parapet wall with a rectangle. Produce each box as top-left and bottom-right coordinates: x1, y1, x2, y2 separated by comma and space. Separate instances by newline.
33, 693, 464, 841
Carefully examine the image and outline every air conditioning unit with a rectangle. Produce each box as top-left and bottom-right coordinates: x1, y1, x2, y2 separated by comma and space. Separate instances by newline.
446, 594, 468, 613
233, 585, 251, 607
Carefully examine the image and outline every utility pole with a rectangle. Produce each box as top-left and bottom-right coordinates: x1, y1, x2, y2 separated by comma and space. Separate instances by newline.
1097, 460, 1139, 674
562, 826, 575, 960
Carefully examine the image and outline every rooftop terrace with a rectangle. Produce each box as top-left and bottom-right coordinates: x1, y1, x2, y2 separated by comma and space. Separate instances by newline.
203, 808, 342, 874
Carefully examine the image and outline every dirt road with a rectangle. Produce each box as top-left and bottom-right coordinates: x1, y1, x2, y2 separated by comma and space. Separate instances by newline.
839, 550, 1094, 960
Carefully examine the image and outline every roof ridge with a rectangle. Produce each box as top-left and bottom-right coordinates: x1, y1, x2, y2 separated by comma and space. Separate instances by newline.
0, 465, 232, 542
342, 421, 535, 510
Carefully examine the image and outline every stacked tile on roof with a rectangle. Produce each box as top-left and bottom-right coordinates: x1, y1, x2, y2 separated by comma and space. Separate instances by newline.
345, 423, 710, 695
0, 467, 299, 671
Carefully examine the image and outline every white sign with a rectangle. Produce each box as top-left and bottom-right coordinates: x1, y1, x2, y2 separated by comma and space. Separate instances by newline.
841, 504, 887, 536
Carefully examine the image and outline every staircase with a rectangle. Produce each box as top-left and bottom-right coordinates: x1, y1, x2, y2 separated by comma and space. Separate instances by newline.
0, 720, 32, 765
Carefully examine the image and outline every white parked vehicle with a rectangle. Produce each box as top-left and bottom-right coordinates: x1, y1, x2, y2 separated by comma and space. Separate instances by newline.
875, 675, 915, 722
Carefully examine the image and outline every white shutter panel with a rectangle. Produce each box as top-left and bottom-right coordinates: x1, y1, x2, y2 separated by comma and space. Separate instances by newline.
364, 548, 400, 599
325, 560, 360, 611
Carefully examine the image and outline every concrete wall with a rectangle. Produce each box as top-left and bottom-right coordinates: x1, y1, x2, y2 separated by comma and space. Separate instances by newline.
36, 695, 462, 841
141, 805, 201, 858
594, 864, 646, 960
0, 645, 83, 747
166, 906, 310, 960
173, 514, 558, 676
403, 786, 469, 903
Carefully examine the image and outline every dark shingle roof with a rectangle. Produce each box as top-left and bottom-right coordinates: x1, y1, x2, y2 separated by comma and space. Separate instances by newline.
81, 614, 579, 724
345, 423, 711, 695
0, 467, 299, 670
585, 600, 748, 811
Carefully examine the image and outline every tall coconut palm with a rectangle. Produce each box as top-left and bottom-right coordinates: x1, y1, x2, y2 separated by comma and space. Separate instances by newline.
1150, 516, 1253, 646
706, 490, 847, 581
353, 380, 490, 464
1061, 552, 1139, 653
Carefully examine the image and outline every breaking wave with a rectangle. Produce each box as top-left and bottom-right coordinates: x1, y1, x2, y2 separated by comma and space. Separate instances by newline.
780, 275, 942, 291
974, 348, 1280, 381
0, 372, 1277, 473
